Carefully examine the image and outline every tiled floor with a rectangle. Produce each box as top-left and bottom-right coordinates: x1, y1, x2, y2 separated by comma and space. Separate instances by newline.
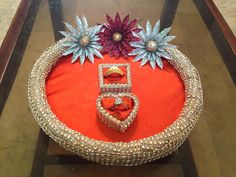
0, 0, 236, 177
213, 0, 236, 36
0, 0, 21, 47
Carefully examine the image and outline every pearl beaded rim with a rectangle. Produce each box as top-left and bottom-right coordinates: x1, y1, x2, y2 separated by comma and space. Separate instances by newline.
28, 38, 203, 166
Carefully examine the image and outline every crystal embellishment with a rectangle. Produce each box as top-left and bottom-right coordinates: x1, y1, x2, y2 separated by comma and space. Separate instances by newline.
115, 97, 122, 105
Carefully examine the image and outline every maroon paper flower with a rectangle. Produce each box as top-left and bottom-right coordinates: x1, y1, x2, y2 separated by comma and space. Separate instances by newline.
98, 13, 141, 58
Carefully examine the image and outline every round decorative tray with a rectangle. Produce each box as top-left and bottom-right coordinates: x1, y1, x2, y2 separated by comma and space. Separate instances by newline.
28, 39, 203, 166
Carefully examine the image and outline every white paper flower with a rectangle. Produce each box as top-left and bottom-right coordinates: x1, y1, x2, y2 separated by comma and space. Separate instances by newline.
60, 16, 103, 64
130, 20, 176, 69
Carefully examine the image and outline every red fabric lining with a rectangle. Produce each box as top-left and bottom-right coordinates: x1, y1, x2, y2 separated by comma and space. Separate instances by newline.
46, 54, 185, 142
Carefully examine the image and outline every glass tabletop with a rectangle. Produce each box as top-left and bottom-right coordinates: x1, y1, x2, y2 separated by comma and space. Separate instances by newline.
0, 0, 236, 177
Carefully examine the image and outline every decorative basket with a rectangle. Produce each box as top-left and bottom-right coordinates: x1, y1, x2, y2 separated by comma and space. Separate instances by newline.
28, 39, 203, 166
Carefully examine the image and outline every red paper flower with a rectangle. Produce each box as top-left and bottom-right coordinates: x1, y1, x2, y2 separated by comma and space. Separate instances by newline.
98, 13, 141, 58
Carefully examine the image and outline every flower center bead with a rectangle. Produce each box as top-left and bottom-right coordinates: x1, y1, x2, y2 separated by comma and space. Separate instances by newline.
80, 35, 90, 47
112, 32, 122, 42
146, 40, 158, 52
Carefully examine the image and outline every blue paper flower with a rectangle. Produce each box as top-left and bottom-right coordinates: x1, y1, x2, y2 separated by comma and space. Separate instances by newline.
60, 16, 103, 64
130, 20, 176, 69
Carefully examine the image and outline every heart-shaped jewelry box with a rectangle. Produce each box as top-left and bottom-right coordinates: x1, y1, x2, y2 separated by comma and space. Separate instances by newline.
96, 92, 139, 132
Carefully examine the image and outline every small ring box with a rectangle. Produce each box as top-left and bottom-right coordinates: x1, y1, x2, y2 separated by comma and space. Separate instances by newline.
96, 92, 139, 132
98, 63, 132, 93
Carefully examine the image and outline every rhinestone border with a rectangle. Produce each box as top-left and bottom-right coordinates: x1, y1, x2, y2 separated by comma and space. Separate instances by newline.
96, 92, 139, 132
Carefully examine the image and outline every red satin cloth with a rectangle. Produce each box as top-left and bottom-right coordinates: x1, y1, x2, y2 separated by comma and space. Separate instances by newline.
46, 54, 185, 142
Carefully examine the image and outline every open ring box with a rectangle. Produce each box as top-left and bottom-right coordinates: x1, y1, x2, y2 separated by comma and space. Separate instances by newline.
98, 63, 132, 93
97, 63, 139, 132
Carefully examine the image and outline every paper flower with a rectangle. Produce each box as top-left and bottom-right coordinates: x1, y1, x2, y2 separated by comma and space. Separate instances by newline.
60, 16, 103, 64
98, 13, 141, 58
130, 20, 176, 69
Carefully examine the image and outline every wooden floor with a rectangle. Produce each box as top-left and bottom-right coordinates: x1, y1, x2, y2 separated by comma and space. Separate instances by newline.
213, 0, 236, 36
